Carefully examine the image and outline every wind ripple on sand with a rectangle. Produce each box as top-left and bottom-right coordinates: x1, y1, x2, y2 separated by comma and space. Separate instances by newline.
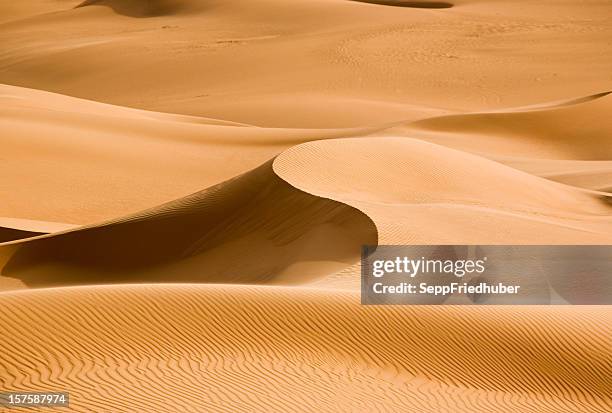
0, 284, 610, 412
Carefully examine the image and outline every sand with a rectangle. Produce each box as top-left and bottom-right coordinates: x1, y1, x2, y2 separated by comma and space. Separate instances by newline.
1, 0, 611, 411
1, 285, 610, 412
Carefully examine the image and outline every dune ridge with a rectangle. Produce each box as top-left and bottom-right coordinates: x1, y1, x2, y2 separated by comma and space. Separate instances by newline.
0, 161, 377, 289
403, 91, 612, 161
274, 137, 612, 245
0, 84, 383, 224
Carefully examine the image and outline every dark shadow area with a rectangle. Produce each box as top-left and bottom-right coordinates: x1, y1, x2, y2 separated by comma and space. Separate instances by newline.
75, 0, 188, 17
1, 161, 378, 288
600, 190, 612, 206
350, 0, 453, 8
0, 227, 44, 244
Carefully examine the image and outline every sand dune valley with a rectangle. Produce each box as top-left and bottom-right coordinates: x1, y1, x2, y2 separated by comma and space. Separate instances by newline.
1, 0, 612, 411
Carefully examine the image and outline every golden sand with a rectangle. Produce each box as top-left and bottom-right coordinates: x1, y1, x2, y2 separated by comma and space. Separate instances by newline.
1, 0, 611, 411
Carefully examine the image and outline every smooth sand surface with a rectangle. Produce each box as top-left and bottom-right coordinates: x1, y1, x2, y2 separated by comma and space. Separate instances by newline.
1, 0, 611, 411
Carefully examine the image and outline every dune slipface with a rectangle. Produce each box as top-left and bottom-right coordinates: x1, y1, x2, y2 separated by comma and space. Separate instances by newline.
0, 161, 377, 288
1, 0, 612, 412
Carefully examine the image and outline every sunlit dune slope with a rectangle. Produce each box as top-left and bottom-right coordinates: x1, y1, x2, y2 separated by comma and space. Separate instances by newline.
274, 137, 612, 244
405, 91, 612, 161
0, 84, 378, 224
378, 92, 612, 192
0, 284, 610, 412
0, 161, 376, 289
501, 159, 612, 193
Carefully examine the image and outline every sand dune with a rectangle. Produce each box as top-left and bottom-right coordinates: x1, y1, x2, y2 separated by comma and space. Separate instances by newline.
0, 84, 380, 224
1, 285, 610, 412
405, 91, 612, 161
274, 137, 612, 245
387, 91, 612, 194
0, 161, 376, 289
501, 159, 612, 193
2, 0, 611, 126
1, 0, 611, 411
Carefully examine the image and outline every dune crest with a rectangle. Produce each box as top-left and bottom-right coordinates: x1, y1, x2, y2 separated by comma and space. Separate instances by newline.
0, 161, 377, 289
405, 92, 612, 160
274, 137, 612, 245
0, 84, 383, 224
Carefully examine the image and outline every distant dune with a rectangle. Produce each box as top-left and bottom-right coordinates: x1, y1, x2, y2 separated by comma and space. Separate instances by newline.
2, 0, 611, 125
1, 0, 611, 411
0, 84, 378, 224
407, 91, 612, 160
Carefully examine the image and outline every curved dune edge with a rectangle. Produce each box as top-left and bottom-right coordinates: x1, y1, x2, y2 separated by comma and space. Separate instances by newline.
389, 91, 612, 193
273, 137, 612, 246
500, 158, 612, 192
5, 117, 611, 290
1, 83, 390, 225
0, 83, 255, 128
0, 284, 610, 413
401, 91, 612, 161
495, 91, 612, 113
0, 160, 377, 290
